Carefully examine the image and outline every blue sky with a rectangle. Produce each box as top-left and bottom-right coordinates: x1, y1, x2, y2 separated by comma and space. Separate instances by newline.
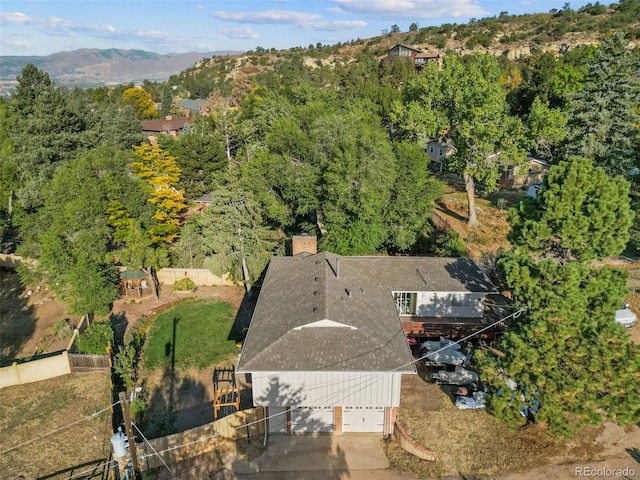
1, 1, 581, 57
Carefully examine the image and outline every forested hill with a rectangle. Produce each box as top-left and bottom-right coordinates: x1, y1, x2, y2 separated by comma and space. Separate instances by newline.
168, 1, 639, 98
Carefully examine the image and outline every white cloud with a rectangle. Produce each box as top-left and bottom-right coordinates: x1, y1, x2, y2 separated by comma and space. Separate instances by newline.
38, 17, 118, 37
309, 20, 367, 31
213, 9, 366, 32
1, 38, 34, 49
0, 13, 119, 38
0, 12, 33, 24
0, 11, 180, 44
213, 9, 322, 25
220, 27, 260, 40
128, 29, 175, 42
329, 0, 489, 19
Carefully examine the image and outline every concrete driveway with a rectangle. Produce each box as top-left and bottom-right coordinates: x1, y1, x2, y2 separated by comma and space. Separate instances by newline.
158, 433, 421, 480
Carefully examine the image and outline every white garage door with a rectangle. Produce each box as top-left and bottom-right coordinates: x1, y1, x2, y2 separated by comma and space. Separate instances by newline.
342, 406, 385, 433
291, 406, 334, 433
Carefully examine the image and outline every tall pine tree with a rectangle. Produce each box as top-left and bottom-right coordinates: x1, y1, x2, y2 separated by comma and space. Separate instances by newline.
563, 33, 640, 178
477, 156, 639, 439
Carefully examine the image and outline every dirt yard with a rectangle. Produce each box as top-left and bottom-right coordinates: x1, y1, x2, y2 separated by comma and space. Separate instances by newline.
388, 363, 640, 479
0, 267, 80, 364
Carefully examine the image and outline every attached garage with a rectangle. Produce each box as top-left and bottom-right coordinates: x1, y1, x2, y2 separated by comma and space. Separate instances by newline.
291, 407, 334, 433
342, 406, 385, 433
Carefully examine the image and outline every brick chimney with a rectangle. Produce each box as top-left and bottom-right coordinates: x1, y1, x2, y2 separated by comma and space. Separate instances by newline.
292, 234, 317, 256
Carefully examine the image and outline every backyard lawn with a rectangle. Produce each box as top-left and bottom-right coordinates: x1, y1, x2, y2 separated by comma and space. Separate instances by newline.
142, 299, 237, 370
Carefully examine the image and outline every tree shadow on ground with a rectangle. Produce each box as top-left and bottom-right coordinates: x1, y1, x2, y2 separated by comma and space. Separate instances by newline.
110, 312, 130, 348
139, 366, 210, 439
225, 376, 349, 479
0, 267, 37, 365
36, 457, 113, 480
627, 447, 640, 464
138, 315, 211, 438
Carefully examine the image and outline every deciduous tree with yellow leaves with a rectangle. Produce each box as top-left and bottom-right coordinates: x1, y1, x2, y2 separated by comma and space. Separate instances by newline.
131, 143, 187, 245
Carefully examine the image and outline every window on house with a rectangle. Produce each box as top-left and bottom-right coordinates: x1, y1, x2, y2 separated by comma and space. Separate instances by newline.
451, 293, 469, 307
394, 292, 417, 315
438, 149, 443, 156
429, 147, 434, 153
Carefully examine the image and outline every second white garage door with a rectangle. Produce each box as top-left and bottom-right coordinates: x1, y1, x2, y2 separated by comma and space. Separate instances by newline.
342, 406, 385, 433
291, 406, 334, 433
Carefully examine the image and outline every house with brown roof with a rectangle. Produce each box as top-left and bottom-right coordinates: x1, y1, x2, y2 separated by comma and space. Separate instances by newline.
380, 44, 441, 71
141, 116, 188, 144
236, 236, 497, 435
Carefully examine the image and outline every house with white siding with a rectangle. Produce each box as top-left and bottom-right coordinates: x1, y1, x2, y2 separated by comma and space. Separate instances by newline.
236, 236, 497, 435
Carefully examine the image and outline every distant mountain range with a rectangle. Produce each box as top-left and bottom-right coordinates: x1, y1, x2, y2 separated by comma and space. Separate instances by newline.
0, 48, 243, 88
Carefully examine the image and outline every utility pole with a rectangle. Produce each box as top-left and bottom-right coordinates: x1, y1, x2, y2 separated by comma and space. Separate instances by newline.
119, 391, 141, 479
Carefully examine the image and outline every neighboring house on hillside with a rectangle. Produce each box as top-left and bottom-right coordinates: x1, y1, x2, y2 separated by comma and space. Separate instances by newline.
498, 156, 550, 189
141, 116, 187, 144
195, 192, 214, 208
177, 99, 209, 118
380, 44, 441, 71
236, 235, 497, 435
186, 192, 214, 216
426, 141, 455, 172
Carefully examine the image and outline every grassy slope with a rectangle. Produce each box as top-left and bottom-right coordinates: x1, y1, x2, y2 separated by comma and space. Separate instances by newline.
142, 299, 237, 370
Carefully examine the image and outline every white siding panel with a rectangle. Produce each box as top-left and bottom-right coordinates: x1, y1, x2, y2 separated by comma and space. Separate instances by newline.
267, 406, 287, 434
251, 372, 403, 408
416, 292, 485, 318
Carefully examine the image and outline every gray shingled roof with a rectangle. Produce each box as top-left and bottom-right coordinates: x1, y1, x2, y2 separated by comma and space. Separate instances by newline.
237, 254, 495, 374
358, 256, 497, 293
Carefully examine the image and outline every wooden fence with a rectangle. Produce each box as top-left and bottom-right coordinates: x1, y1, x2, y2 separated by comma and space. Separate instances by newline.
139, 408, 264, 470
68, 353, 111, 372
156, 268, 234, 287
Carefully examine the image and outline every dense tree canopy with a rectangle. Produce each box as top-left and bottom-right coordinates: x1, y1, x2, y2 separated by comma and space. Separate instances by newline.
477, 250, 639, 438
4, 28, 638, 325
563, 33, 640, 178
477, 151, 639, 438
17, 147, 136, 314
392, 53, 527, 227
122, 87, 157, 120
131, 143, 187, 245
181, 178, 280, 285
509, 157, 633, 262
